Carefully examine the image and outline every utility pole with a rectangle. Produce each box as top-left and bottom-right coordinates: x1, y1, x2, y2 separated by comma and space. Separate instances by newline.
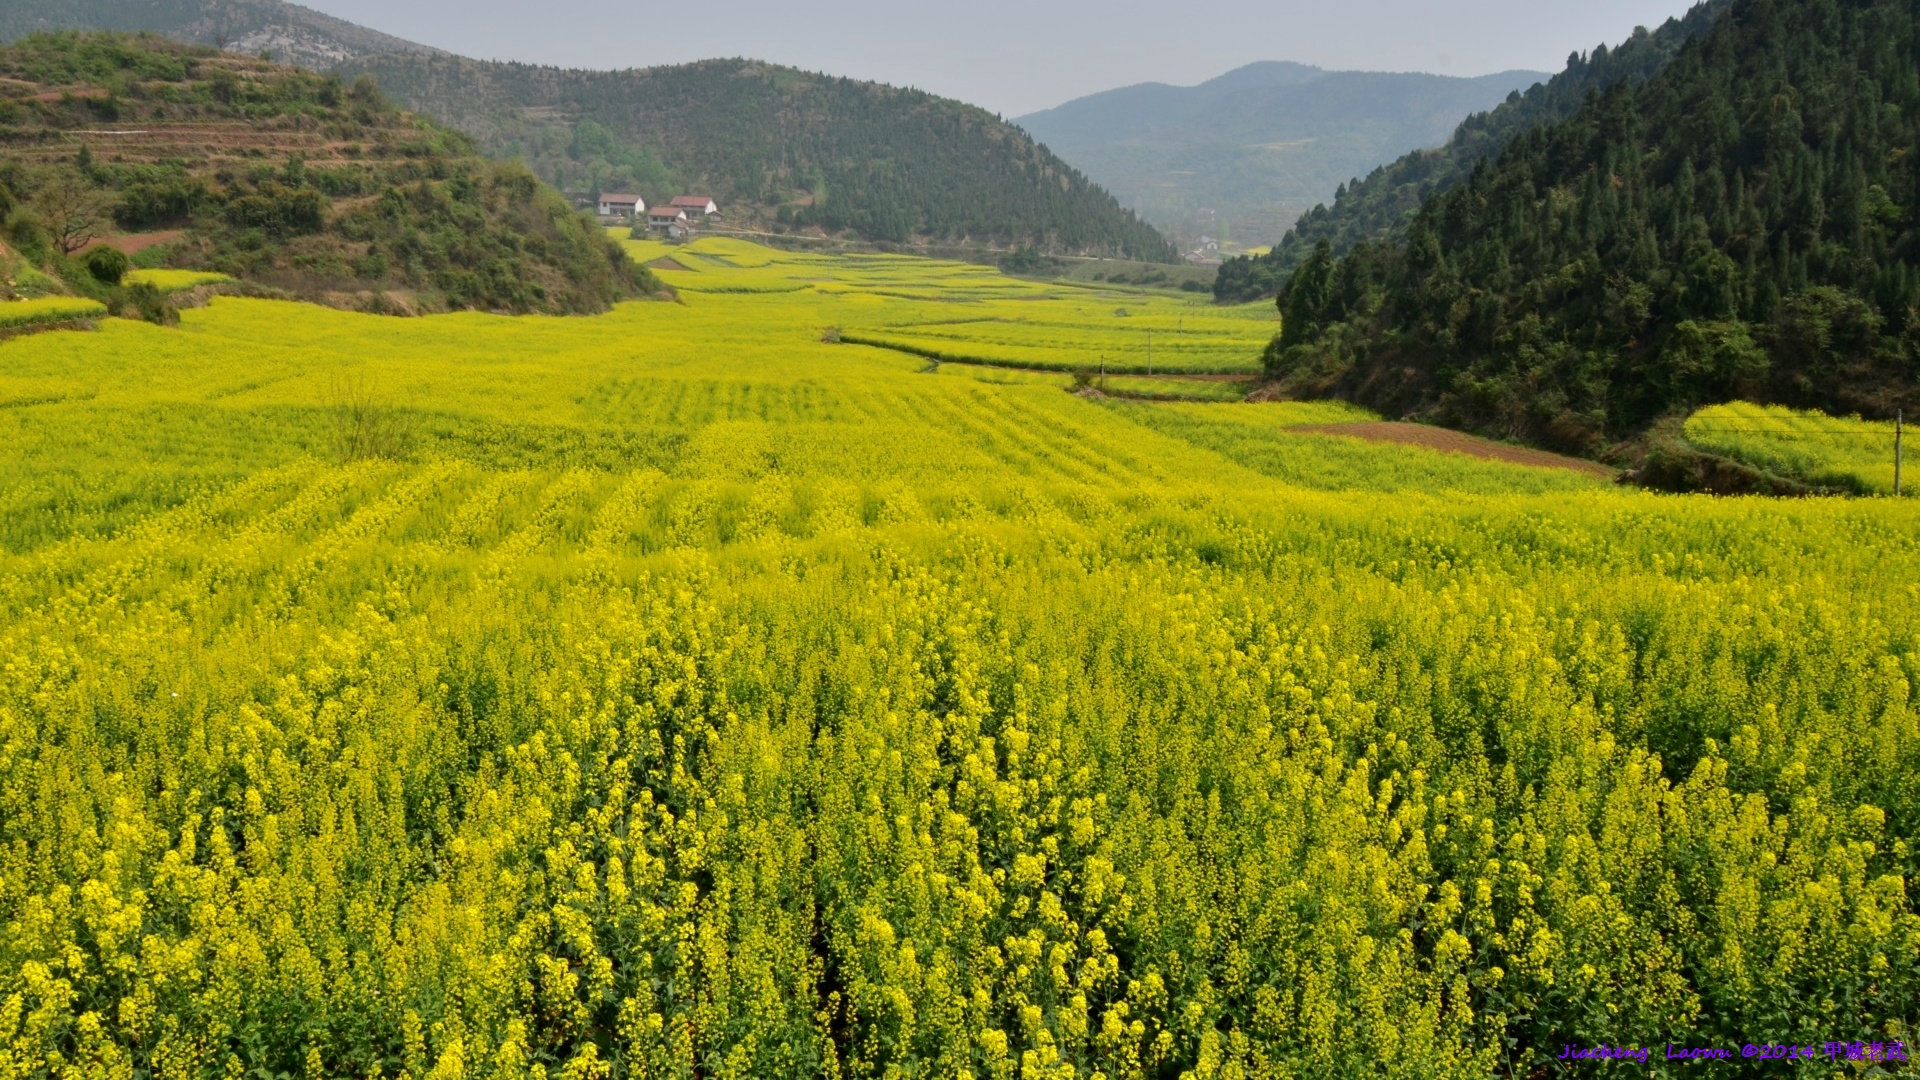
1147, 329, 1153, 376
1897, 409, 1904, 496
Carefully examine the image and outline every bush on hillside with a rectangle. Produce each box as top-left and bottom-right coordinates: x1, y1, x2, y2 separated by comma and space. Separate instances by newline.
84, 245, 129, 285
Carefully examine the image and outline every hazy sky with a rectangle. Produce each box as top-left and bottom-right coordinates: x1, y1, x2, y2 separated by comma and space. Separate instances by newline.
301, 0, 1701, 116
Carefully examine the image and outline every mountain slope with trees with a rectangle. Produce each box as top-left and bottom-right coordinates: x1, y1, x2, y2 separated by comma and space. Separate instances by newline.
0, 0, 442, 70
1016, 62, 1544, 249
343, 54, 1179, 261
0, 32, 656, 315
1264, 0, 1920, 456
1214, 0, 1735, 300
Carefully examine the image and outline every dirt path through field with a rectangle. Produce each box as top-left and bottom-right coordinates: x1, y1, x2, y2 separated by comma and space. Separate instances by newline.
1293, 421, 1617, 478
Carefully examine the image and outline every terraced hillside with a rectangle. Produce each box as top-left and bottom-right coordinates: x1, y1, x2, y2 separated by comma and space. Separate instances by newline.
0, 32, 655, 314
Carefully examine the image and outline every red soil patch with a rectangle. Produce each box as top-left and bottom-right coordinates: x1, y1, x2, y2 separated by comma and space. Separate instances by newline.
1293, 421, 1617, 478
80, 231, 184, 257
33, 87, 107, 102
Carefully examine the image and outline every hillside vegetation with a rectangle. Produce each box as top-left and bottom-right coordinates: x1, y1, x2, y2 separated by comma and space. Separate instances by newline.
0, 238, 1913, 1079
1262, 0, 1920, 456
1214, 0, 1733, 300
0, 32, 657, 315
1017, 62, 1543, 248
341, 54, 1179, 261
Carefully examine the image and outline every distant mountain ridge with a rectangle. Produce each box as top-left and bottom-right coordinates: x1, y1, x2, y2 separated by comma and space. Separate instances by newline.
1019, 61, 1330, 145
1017, 62, 1546, 249
0, 0, 443, 69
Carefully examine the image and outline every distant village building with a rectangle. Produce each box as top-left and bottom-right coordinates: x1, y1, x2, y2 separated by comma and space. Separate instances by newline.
648, 206, 690, 236
598, 193, 645, 218
670, 196, 719, 218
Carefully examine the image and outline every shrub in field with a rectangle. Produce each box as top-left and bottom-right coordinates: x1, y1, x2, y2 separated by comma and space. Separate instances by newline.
83, 245, 128, 285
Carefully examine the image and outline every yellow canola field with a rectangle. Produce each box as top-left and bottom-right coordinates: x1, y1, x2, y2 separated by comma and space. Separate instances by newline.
627, 235, 1277, 372
0, 295, 106, 330
0, 239, 1914, 1080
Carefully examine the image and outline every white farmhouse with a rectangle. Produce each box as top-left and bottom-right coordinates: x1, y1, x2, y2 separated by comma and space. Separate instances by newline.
669, 196, 719, 218
598, 193, 645, 218
647, 206, 690, 234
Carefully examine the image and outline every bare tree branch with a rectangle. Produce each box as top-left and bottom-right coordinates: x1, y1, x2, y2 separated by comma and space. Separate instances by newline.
31, 166, 109, 257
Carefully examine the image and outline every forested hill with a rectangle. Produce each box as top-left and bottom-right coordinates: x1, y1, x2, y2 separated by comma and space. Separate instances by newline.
1214, 0, 1733, 300
0, 33, 655, 314
1265, 0, 1920, 456
0, 0, 443, 71
344, 55, 1179, 261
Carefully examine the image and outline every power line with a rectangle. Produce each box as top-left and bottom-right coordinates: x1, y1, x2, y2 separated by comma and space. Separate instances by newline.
1685, 424, 1897, 435
1686, 412, 1910, 496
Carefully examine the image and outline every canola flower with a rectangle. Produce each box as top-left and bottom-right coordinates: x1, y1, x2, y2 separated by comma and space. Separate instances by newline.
0, 243, 1913, 1080
122, 269, 235, 293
